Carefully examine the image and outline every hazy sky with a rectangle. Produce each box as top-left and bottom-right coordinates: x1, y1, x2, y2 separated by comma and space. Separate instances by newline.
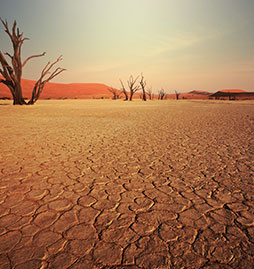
0, 0, 253, 92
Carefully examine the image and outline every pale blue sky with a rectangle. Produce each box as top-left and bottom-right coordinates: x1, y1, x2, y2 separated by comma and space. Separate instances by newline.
0, 0, 253, 92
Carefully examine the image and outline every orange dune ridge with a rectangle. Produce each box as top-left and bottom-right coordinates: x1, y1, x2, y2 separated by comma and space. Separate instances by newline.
166, 90, 211, 100
0, 78, 119, 99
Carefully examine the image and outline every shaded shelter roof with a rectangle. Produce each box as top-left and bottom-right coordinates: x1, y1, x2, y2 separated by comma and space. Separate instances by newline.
210, 90, 254, 97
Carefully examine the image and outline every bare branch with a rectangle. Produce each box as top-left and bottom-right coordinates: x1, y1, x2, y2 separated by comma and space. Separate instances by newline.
0, 19, 12, 40
42, 55, 63, 77
0, 50, 14, 80
29, 56, 65, 104
158, 88, 166, 100
108, 87, 122, 100
41, 61, 51, 76
4, 52, 13, 60
120, 79, 125, 90
46, 67, 66, 82
127, 75, 140, 101
139, 73, 147, 101
12, 20, 17, 37
127, 75, 139, 90
22, 52, 46, 67
120, 79, 128, 101
140, 73, 146, 87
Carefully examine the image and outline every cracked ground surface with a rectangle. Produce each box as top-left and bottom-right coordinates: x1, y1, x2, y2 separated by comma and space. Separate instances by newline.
0, 99, 253, 268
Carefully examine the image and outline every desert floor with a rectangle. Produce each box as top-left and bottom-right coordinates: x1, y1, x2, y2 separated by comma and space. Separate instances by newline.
0, 99, 253, 268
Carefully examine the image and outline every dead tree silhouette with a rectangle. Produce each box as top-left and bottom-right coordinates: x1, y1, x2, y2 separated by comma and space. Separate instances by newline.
158, 88, 166, 100
146, 87, 153, 100
108, 87, 122, 100
139, 73, 147, 101
175, 90, 179, 100
0, 19, 65, 105
120, 79, 128, 101
127, 75, 140, 101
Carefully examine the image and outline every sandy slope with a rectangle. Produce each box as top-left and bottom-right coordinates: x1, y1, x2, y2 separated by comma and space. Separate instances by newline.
0, 99, 253, 268
0, 78, 116, 99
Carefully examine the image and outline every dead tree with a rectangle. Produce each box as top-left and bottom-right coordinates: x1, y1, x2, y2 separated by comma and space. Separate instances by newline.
175, 90, 179, 100
127, 75, 140, 101
29, 56, 65, 104
120, 79, 128, 101
139, 73, 147, 101
0, 19, 65, 105
157, 91, 160, 100
158, 88, 166, 100
146, 87, 153, 100
108, 87, 122, 100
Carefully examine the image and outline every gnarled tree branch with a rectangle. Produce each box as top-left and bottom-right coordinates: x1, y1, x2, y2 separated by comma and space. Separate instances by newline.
120, 79, 128, 101
108, 87, 122, 100
29, 56, 66, 104
22, 52, 46, 67
127, 75, 140, 101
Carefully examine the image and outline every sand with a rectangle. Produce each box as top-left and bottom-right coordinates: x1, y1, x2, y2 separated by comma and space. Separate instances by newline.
0, 99, 253, 268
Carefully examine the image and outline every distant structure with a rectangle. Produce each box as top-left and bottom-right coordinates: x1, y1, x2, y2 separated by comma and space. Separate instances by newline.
209, 90, 254, 100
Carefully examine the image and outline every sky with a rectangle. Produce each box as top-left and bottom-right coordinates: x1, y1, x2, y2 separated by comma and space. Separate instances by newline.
0, 0, 253, 92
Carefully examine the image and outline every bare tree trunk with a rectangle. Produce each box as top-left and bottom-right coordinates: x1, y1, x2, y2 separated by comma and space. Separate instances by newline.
108, 87, 122, 100
175, 90, 179, 100
0, 19, 65, 105
0, 78, 25, 104
147, 87, 153, 100
139, 73, 147, 101
120, 79, 128, 101
158, 88, 166, 100
127, 75, 140, 101
13, 84, 26, 105
129, 91, 134, 101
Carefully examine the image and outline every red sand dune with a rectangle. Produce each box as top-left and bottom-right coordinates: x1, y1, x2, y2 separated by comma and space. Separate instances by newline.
166, 91, 210, 100
0, 78, 117, 99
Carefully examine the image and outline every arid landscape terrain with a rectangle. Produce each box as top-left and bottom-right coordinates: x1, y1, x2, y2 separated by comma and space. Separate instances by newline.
0, 99, 253, 268
1, 78, 254, 102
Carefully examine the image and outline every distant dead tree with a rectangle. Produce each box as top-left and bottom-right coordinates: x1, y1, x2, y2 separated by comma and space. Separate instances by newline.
146, 86, 153, 100
139, 73, 147, 101
0, 19, 65, 105
158, 88, 166, 100
120, 79, 128, 101
108, 87, 122, 100
175, 90, 179, 100
127, 75, 140, 101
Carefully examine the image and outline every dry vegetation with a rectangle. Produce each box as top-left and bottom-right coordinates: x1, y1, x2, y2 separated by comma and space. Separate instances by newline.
0, 19, 65, 105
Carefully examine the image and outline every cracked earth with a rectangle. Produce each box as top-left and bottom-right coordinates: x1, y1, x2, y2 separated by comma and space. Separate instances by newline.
0, 99, 253, 268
